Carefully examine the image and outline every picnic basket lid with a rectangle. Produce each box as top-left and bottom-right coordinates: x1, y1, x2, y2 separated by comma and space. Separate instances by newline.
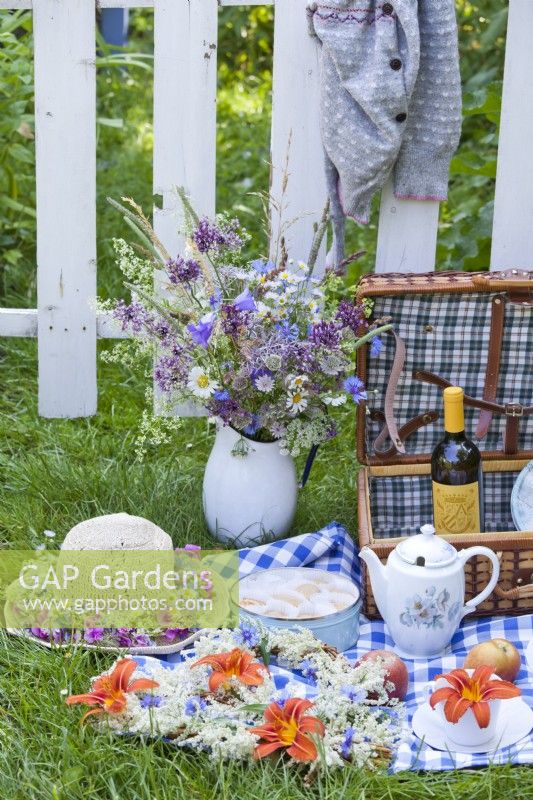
355, 269, 533, 466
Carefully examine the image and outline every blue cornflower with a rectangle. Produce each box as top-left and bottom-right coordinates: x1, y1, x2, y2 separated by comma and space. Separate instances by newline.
140, 694, 163, 709
299, 659, 318, 682
341, 725, 356, 759
275, 320, 299, 341
341, 685, 367, 703
213, 389, 230, 402
233, 621, 261, 648
343, 376, 367, 403
242, 414, 261, 437
184, 695, 207, 716
370, 336, 383, 357
251, 258, 274, 275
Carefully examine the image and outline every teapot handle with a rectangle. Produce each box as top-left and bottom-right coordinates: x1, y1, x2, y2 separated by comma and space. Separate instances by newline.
458, 546, 500, 619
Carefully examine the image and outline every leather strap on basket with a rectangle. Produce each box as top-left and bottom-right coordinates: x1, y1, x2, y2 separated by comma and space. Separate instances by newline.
413, 369, 533, 454
476, 295, 506, 441
373, 330, 407, 455
370, 409, 439, 458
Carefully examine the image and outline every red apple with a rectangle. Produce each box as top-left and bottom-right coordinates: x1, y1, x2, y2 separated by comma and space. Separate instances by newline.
355, 649, 409, 701
463, 638, 521, 682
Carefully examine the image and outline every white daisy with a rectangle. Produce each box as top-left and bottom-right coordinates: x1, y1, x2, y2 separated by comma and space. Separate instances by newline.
255, 374, 275, 393
324, 394, 347, 407
297, 260, 309, 273
286, 389, 308, 415
288, 374, 308, 390
187, 366, 218, 399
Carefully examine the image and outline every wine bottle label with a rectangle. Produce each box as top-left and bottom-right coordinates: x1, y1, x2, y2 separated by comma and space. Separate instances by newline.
432, 481, 481, 534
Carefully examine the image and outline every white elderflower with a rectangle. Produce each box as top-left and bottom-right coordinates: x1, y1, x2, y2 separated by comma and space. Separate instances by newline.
187, 366, 218, 399
286, 389, 308, 416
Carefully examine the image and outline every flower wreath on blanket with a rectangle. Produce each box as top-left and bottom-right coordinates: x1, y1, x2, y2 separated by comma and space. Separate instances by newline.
66, 624, 404, 772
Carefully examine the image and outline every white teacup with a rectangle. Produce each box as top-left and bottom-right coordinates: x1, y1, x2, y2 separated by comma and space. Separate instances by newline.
428, 671, 502, 749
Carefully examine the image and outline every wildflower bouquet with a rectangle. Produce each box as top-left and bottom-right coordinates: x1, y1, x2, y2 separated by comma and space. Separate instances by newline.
66, 624, 403, 772
103, 194, 389, 457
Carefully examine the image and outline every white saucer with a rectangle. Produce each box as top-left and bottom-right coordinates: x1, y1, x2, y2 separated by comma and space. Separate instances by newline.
412, 696, 533, 754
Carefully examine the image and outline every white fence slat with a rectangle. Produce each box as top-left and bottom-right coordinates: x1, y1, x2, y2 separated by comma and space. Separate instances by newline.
0, 309, 37, 337
270, 0, 327, 268
0, 310, 128, 339
34, 0, 97, 417
375, 181, 440, 273
490, 0, 533, 271
153, 0, 218, 255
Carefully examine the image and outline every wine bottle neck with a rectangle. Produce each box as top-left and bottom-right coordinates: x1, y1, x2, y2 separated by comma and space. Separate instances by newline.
443, 387, 465, 433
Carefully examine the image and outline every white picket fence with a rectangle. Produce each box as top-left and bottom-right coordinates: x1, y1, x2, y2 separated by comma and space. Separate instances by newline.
0, 0, 531, 419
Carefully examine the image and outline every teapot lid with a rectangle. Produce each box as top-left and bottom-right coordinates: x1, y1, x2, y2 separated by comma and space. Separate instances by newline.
396, 524, 456, 568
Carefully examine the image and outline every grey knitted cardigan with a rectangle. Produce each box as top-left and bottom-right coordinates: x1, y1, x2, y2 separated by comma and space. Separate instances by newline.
307, 1, 462, 267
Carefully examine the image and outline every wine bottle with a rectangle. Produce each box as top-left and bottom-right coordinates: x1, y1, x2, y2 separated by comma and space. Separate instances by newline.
431, 386, 484, 534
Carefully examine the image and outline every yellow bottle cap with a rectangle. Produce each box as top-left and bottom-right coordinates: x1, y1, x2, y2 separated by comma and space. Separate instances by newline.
443, 386, 465, 433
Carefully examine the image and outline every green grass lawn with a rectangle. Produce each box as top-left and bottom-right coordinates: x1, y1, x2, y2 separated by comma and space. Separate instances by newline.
1, 7, 532, 800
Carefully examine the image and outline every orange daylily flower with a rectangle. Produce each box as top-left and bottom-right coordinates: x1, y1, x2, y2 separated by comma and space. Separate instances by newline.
430, 665, 521, 728
66, 658, 159, 723
250, 698, 325, 762
192, 647, 266, 692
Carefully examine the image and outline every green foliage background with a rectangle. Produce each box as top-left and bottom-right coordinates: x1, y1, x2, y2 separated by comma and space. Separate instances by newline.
0, 1, 509, 307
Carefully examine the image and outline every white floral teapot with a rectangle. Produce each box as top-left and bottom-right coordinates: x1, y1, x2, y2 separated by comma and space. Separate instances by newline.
360, 525, 500, 658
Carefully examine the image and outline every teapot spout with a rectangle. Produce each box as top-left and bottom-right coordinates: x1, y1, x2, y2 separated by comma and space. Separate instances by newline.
359, 547, 388, 619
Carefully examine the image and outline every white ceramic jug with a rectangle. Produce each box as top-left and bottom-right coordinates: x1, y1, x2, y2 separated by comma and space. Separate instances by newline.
360, 524, 500, 658
202, 422, 298, 545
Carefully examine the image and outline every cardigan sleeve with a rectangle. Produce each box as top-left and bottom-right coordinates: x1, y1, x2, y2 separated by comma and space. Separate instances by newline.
393, 0, 462, 201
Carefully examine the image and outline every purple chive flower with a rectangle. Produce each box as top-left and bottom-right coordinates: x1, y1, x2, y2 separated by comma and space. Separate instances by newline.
187, 312, 216, 348
84, 628, 105, 644
184, 695, 208, 716
29, 627, 50, 641
165, 256, 201, 285
341, 686, 367, 703
115, 628, 134, 648
370, 336, 383, 357
343, 376, 368, 403
154, 349, 188, 393
193, 217, 242, 254
234, 621, 261, 648
113, 300, 148, 333
311, 321, 341, 349
233, 287, 257, 312
251, 258, 274, 275
336, 300, 366, 334
299, 659, 318, 681
132, 633, 152, 647
163, 628, 191, 642
221, 305, 251, 336
341, 726, 356, 759
207, 394, 243, 425
140, 694, 163, 709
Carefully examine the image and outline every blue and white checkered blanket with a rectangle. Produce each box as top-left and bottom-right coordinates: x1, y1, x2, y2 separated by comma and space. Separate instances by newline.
157, 523, 533, 772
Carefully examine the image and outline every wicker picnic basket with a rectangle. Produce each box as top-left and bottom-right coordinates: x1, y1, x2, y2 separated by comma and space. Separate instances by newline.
356, 269, 533, 618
